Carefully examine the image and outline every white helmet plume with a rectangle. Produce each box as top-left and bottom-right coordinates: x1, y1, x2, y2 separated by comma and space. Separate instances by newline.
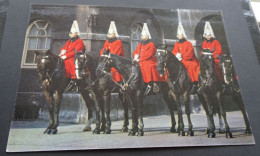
141, 23, 152, 39
177, 22, 187, 38
70, 20, 80, 36
203, 21, 215, 38
107, 21, 119, 37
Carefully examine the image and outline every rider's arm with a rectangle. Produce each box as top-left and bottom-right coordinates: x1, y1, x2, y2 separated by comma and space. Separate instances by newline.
212, 40, 223, 59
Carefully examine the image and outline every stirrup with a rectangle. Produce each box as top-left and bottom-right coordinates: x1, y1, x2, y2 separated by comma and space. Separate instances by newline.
144, 84, 152, 96
65, 80, 76, 92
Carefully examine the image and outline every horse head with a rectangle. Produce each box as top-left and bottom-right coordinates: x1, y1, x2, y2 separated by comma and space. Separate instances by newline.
156, 45, 169, 76
75, 52, 89, 79
35, 50, 54, 73
96, 49, 113, 77
219, 54, 234, 85
200, 50, 215, 78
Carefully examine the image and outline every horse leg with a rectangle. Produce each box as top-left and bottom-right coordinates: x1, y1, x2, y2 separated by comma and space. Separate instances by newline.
184, 92, 194, 136
161, 84, 176, 133
103, 92, 111, 134
170, 90, 185, 136
233, 93, 252, 134
218, 112, 226, 134
128, 95, 138, 136
137, 90, 144, 136
50, 90, 62, 134
118, 92, 129, 132
43, 90, 54, 134
217, 92, 232, 138
91, 91, 102, 134
81, 89, 95, 132
203, 94, 216, 138
197, 94, 211, 134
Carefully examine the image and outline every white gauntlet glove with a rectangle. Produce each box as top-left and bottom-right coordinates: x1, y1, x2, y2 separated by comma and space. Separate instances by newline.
60, 55, 67, 60
59, 50, 66, 56
176, 52, 182, 61
134, 54, 140, 62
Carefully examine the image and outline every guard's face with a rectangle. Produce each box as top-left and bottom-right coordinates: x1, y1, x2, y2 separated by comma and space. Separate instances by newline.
69, 32, 78, 38
107, 33, 116, 38
141, 34, 149, 41
177, 34, 184, 40
205, 35, 212, 41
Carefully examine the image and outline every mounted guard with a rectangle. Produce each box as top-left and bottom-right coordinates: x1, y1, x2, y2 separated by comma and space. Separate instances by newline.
132, 23, 166, 95
198, 21, 226, 93
171, 22, 200, 94
100, 21, 125, 83
59, 20, 85, 90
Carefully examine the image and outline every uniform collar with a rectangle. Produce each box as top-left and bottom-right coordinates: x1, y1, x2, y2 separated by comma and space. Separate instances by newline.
178, 38, 186, 43
141, 39, 152, 45
108, 37, 117, 43
70, 36, 79, 42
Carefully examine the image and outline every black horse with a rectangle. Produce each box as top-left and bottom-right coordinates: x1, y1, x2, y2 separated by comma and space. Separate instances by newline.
35, 50, 95, 134
219, 54, 252, 134
156, 45, 229, 136
156, 45, 205, 136
199, 51, 233, 138
75, 51, 129, 134
96, 49, 177, 136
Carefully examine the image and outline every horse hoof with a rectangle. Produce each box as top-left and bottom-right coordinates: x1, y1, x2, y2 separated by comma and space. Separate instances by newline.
50, 129, 58, 134
170, 127, 177, 133
187, 130, 194, 136
205, 129, 210, 134
208, 132, 216, 138
138, 130, 144, 136
178, 131, 185, 136
128, 130, 137, 136
83, 127, 91, 132
104, 128, 111, 134
93, 129, 100, 134
245, 129, 252, 134
44, 129, 51, 134
219, 129, 226, 134
100, 126, 105, 132
226, 132, 233, 138
121, 127, 128, 133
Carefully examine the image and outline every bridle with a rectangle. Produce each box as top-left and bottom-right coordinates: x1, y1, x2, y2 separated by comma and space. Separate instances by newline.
157, 49, 168, 75
157, 48, 182, 85
201, 52, 215, 85
38, 54, 62, 88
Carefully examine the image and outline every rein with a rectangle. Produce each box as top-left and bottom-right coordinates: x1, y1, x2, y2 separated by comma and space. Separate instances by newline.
41, 57, 62, 87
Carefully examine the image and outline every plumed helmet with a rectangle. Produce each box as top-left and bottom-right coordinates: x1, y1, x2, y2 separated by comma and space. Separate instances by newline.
177, 22, 187, 38
107, 21, 119, 37
70, 20, 80, 36
141, 23, 152, 39
203, 21, 215, 38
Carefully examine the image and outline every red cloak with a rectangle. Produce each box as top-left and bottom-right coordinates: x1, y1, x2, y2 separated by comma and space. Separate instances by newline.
133, 41, 166, 83
172, 40, 200, 82
60, 37, 85, 79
